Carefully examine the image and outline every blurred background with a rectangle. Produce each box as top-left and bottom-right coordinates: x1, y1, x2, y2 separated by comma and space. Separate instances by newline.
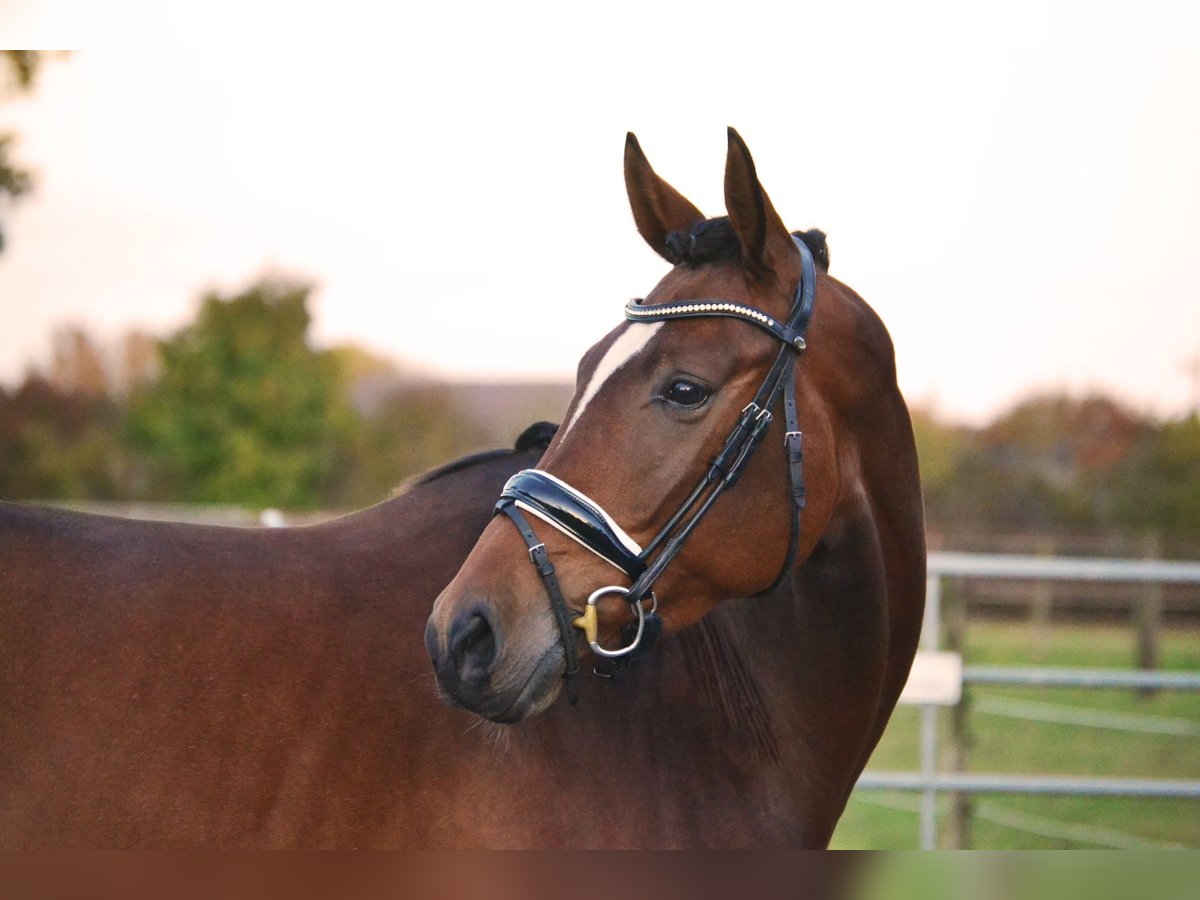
1, 2, 1197, 849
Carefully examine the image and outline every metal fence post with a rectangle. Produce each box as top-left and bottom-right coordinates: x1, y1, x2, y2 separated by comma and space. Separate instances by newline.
920, 703, 938, 849
923, 572, 942, 652
946, 578, 972, 848
1136, 534, 1164, 695
919, 571, 943, 849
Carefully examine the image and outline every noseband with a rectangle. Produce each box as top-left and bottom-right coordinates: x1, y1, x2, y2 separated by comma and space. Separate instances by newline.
494, 237, 817, 700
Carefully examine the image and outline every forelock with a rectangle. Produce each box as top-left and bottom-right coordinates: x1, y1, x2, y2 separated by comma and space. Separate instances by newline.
663, 218, 830, 273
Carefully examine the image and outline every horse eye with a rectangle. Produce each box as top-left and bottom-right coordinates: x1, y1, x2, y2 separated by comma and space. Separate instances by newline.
663, 379, 710, 409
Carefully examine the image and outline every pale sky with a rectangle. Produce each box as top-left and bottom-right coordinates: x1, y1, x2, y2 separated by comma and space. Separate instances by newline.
2, 1, 1199, 424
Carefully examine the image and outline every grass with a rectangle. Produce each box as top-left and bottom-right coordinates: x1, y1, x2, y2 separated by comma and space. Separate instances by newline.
829, 621, 1200, 849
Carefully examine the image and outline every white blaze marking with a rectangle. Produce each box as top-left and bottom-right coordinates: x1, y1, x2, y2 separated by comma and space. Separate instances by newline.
562, 322, 663, 438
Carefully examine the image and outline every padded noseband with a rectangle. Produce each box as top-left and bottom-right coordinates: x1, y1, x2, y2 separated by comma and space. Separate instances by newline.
498, 470, 646, 579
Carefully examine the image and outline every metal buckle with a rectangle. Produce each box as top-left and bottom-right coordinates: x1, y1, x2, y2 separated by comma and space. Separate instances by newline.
528, 542, 546, 562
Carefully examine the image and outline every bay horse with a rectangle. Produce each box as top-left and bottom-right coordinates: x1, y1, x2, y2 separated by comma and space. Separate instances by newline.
0, 412, 894, 849
0, 130, 923, 850
427, 129, 927, 846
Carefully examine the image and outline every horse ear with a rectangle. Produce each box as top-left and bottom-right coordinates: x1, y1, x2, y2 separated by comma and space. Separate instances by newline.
624, 132, 706, 263
723, 127, 796, 278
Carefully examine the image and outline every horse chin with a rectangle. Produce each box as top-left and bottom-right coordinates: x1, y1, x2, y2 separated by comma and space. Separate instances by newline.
492, 642, 566, 723
454, 641, 566, 725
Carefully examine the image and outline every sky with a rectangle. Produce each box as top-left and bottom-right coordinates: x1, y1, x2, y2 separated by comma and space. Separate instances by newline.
2, 1, 1199, 425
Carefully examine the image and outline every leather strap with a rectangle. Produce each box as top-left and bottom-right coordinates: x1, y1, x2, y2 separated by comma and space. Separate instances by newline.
495, 498, 580, 703
623, 237, 817, 605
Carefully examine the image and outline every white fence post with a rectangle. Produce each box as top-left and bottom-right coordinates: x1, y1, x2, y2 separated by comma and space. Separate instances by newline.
919, 571, 943, 849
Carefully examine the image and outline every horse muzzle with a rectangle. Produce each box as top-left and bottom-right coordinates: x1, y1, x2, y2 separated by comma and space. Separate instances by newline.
425, 588, 566, 723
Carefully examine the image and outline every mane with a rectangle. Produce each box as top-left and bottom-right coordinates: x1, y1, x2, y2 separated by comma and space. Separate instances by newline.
399, 421, 559, 492
664, 217, 831, 273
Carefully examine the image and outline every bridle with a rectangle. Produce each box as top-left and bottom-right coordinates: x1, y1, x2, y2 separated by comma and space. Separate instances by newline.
494, 236, 817, 701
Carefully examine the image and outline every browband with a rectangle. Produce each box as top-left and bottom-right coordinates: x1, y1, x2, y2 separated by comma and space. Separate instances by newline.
624, 239, 817, 350
625, 298, 808, 350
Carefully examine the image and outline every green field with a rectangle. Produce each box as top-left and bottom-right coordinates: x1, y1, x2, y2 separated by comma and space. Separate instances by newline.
830, 622, 1200, 849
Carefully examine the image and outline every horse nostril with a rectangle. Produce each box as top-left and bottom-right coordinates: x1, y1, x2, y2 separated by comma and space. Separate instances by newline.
449, 611, 498, 681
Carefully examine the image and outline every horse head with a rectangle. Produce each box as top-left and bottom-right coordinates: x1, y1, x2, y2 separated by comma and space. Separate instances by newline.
427, 129, 857, 722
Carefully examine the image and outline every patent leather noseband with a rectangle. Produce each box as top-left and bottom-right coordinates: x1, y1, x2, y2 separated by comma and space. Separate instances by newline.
495, 236, 817, 701
499, 470, 646, 579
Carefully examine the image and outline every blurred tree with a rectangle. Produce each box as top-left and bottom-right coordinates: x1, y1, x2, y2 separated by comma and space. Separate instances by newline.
917, 394, 1142, 533
49, 327, 110, 397
976, 394, 1148, 530
1113, 414, 1200, 537
124, 278, 358, 508
330, 381, 488, 508
0, 51, 46, 253
0, 375, 126, 499
910, 408, 972, 518
115, 330, 159, 394
320, 344, 487, 506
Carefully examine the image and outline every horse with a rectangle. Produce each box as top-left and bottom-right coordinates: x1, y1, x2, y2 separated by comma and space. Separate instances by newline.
0, 415, 891, 850
1, 130, 924, 850
426, 128, 927, 847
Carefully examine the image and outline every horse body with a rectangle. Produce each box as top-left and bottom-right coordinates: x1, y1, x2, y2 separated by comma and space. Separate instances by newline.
1, 435, 872, 848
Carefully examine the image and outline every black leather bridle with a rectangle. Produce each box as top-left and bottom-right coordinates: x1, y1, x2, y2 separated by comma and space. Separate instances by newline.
494, 236, 817, 701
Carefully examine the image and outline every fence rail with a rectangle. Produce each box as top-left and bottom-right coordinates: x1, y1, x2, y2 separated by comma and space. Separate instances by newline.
856, 772, 1200, 798
963, 666, 1200, 690
928, 551, 1200, 584
852, 551, 1200, 849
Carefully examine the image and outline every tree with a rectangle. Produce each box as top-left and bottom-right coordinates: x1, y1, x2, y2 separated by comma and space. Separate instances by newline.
0, 374, 126, 500
49, 327, 110, 397
1113, 415, 1200, 538
914, 393, 1167, 536
124, 278, 358, 508
0, 51, 45, 253
320, 344, 489, 506
331, 381, 488, 508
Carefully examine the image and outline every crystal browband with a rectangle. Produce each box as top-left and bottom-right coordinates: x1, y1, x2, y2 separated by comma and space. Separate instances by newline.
624, 298, 807, 350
